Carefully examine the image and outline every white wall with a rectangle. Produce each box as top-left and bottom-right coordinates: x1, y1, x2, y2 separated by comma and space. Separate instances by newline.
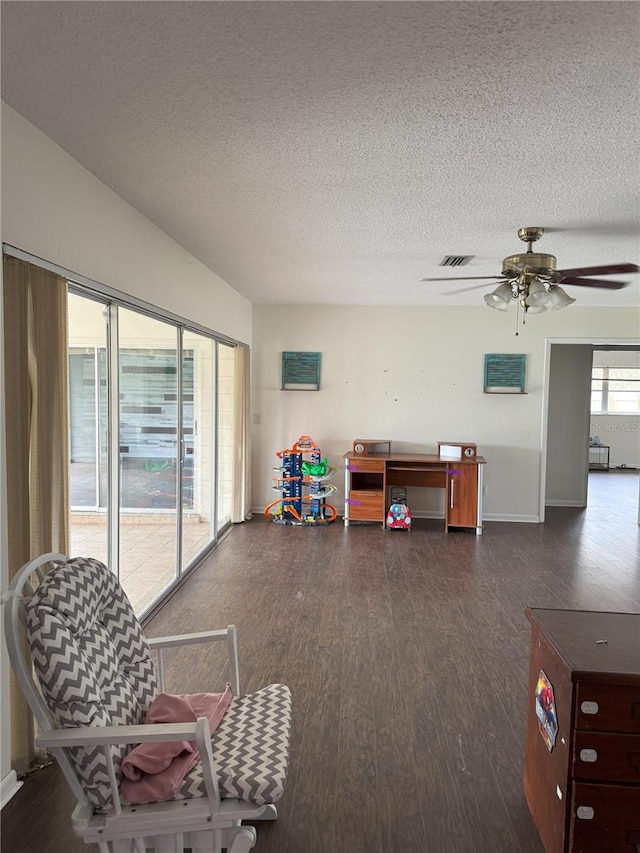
1, 104, 252, 344
545, 345, 593, 506
589, 415, 640, 468
252, 305, 639, 521
1, 102, 251, 799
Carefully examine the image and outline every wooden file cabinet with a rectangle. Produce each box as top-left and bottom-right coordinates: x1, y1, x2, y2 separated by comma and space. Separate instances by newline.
345, 458, 385, 522
524, 608, 640, 853
446, 463, 478, 529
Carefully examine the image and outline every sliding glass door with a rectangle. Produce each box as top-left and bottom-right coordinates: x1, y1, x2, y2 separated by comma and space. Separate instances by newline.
68, 289, 238, 616
117, 308, 180, 612
217, 342, 235, 531
181, 330, 216, 569
68, 293, 109, 561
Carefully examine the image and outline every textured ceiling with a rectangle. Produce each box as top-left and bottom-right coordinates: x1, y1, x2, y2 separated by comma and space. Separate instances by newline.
1, 1, 639, 307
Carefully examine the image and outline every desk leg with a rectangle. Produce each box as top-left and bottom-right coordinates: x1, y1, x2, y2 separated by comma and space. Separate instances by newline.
344, 463, 349, 526
476, 466, 484, 535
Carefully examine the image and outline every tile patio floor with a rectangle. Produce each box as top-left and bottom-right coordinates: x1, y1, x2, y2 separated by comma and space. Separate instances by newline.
71, 514, 212, 615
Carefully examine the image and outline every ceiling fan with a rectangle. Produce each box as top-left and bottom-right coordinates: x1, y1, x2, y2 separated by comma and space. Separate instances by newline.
421, 227, 639, 323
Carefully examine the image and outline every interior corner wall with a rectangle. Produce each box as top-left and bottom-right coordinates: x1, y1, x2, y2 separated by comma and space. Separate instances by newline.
0, 103, 252, 344
251, 305, 638, 522
545, 345, 594, 506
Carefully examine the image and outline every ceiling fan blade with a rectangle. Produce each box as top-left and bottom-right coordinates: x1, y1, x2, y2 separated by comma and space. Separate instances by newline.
557, 263, 639, 278
560, 277, 630, 290
421, 275, 506, 282
445, 283, 497, 295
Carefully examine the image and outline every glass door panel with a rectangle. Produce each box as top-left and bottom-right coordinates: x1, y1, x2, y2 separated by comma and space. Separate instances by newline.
181, 331, 215, 568
68, 293, 109, 563
117, 308, 179, 614
68, 288, 241, 617
217, 343, 235, 532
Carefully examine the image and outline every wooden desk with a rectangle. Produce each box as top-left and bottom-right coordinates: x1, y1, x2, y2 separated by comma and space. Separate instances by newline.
343, 451, 486, 533
524, 608, 640, 853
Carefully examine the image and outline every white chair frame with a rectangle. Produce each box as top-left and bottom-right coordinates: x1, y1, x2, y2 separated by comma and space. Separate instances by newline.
3, 553, 279, 853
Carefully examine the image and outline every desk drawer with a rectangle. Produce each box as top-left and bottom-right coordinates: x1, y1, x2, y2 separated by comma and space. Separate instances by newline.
348, 490, 384, 520
347, 458, 385, 473
573, 731, 640, 784
576, 683, 640, 733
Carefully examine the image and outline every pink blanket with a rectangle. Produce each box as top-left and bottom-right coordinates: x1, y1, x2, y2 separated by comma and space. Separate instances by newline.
121, 685, 233, 804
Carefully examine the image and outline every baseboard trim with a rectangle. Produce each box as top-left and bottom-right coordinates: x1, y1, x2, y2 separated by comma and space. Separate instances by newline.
545, 500, 587, 508
1, 770, 23, 809
482, 513, 541, 523
255, 507, 542, 524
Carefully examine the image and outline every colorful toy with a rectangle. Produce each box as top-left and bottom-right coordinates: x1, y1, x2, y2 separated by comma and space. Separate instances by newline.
386, 485, 411, 531
264, 435, 337, 525
387, 502, 412, 530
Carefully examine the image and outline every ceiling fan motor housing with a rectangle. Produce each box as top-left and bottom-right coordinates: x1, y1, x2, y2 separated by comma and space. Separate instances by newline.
502, 251, 558, 279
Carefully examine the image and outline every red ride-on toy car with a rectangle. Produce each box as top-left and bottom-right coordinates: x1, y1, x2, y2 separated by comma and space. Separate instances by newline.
387, 486, 411, 531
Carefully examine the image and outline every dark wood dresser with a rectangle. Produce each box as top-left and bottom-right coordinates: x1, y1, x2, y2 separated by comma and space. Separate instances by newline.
523, 608, 640, 853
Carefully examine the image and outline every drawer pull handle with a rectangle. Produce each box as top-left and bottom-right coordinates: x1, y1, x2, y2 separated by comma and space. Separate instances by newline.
580, 700, 599, 715
576, 806, 595, 820
579, 748, 598, 763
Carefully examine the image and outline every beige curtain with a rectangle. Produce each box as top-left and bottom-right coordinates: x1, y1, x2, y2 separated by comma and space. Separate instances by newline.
3, 255, 70, 771
231, 344, 251, 523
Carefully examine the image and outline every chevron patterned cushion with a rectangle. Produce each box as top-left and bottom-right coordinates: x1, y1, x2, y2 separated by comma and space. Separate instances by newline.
26, 557, 292, 812
174, 683, 292, 806
26, 556, 158, 811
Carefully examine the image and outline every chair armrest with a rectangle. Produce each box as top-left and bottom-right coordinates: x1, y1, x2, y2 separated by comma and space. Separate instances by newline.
36, 721, 203, 748
147, 629, 230, 649
38, 718, 222, 815
147, 625, 240, 695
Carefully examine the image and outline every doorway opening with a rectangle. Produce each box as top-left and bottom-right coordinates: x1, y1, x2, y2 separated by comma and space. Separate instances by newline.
541, 338, 640, 525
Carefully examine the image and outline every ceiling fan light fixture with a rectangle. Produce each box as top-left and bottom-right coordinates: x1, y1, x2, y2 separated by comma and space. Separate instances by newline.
524, 278, 551, 311
422, 228, 634, 330
484, 282, 513, 311
546, 284, 576, 311
524, 301, 548, 314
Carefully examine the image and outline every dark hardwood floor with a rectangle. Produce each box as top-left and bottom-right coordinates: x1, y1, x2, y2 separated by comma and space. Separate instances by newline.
3, 471, 639, 853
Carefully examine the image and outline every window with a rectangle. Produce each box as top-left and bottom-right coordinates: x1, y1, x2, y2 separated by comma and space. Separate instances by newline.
591, 367, 640, 414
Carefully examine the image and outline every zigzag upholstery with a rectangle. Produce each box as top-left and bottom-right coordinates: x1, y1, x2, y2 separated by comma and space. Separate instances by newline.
26, 557, 158, 810
175, 684, 292, 805
26, 556, 292, 814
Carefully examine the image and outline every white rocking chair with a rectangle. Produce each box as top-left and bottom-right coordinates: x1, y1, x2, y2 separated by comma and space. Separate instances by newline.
3, 553, 292, 853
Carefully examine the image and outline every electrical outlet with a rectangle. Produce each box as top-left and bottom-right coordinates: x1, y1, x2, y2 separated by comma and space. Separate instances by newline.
253, 413, 261, 425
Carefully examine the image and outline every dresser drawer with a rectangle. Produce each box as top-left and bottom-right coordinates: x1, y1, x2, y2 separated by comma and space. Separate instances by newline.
570, 782, 640, 852
576, 682, 640, 733
347, 458, 385, 473
347, 490, 384, 520
573, 731, 640, 784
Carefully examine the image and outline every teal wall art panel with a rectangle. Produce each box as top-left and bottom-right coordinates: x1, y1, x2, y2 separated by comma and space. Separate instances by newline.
281, 351, 322, 390
484, 353, 527, 394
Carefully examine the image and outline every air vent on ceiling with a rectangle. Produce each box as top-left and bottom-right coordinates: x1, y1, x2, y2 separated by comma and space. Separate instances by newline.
440, 255, 474, 267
